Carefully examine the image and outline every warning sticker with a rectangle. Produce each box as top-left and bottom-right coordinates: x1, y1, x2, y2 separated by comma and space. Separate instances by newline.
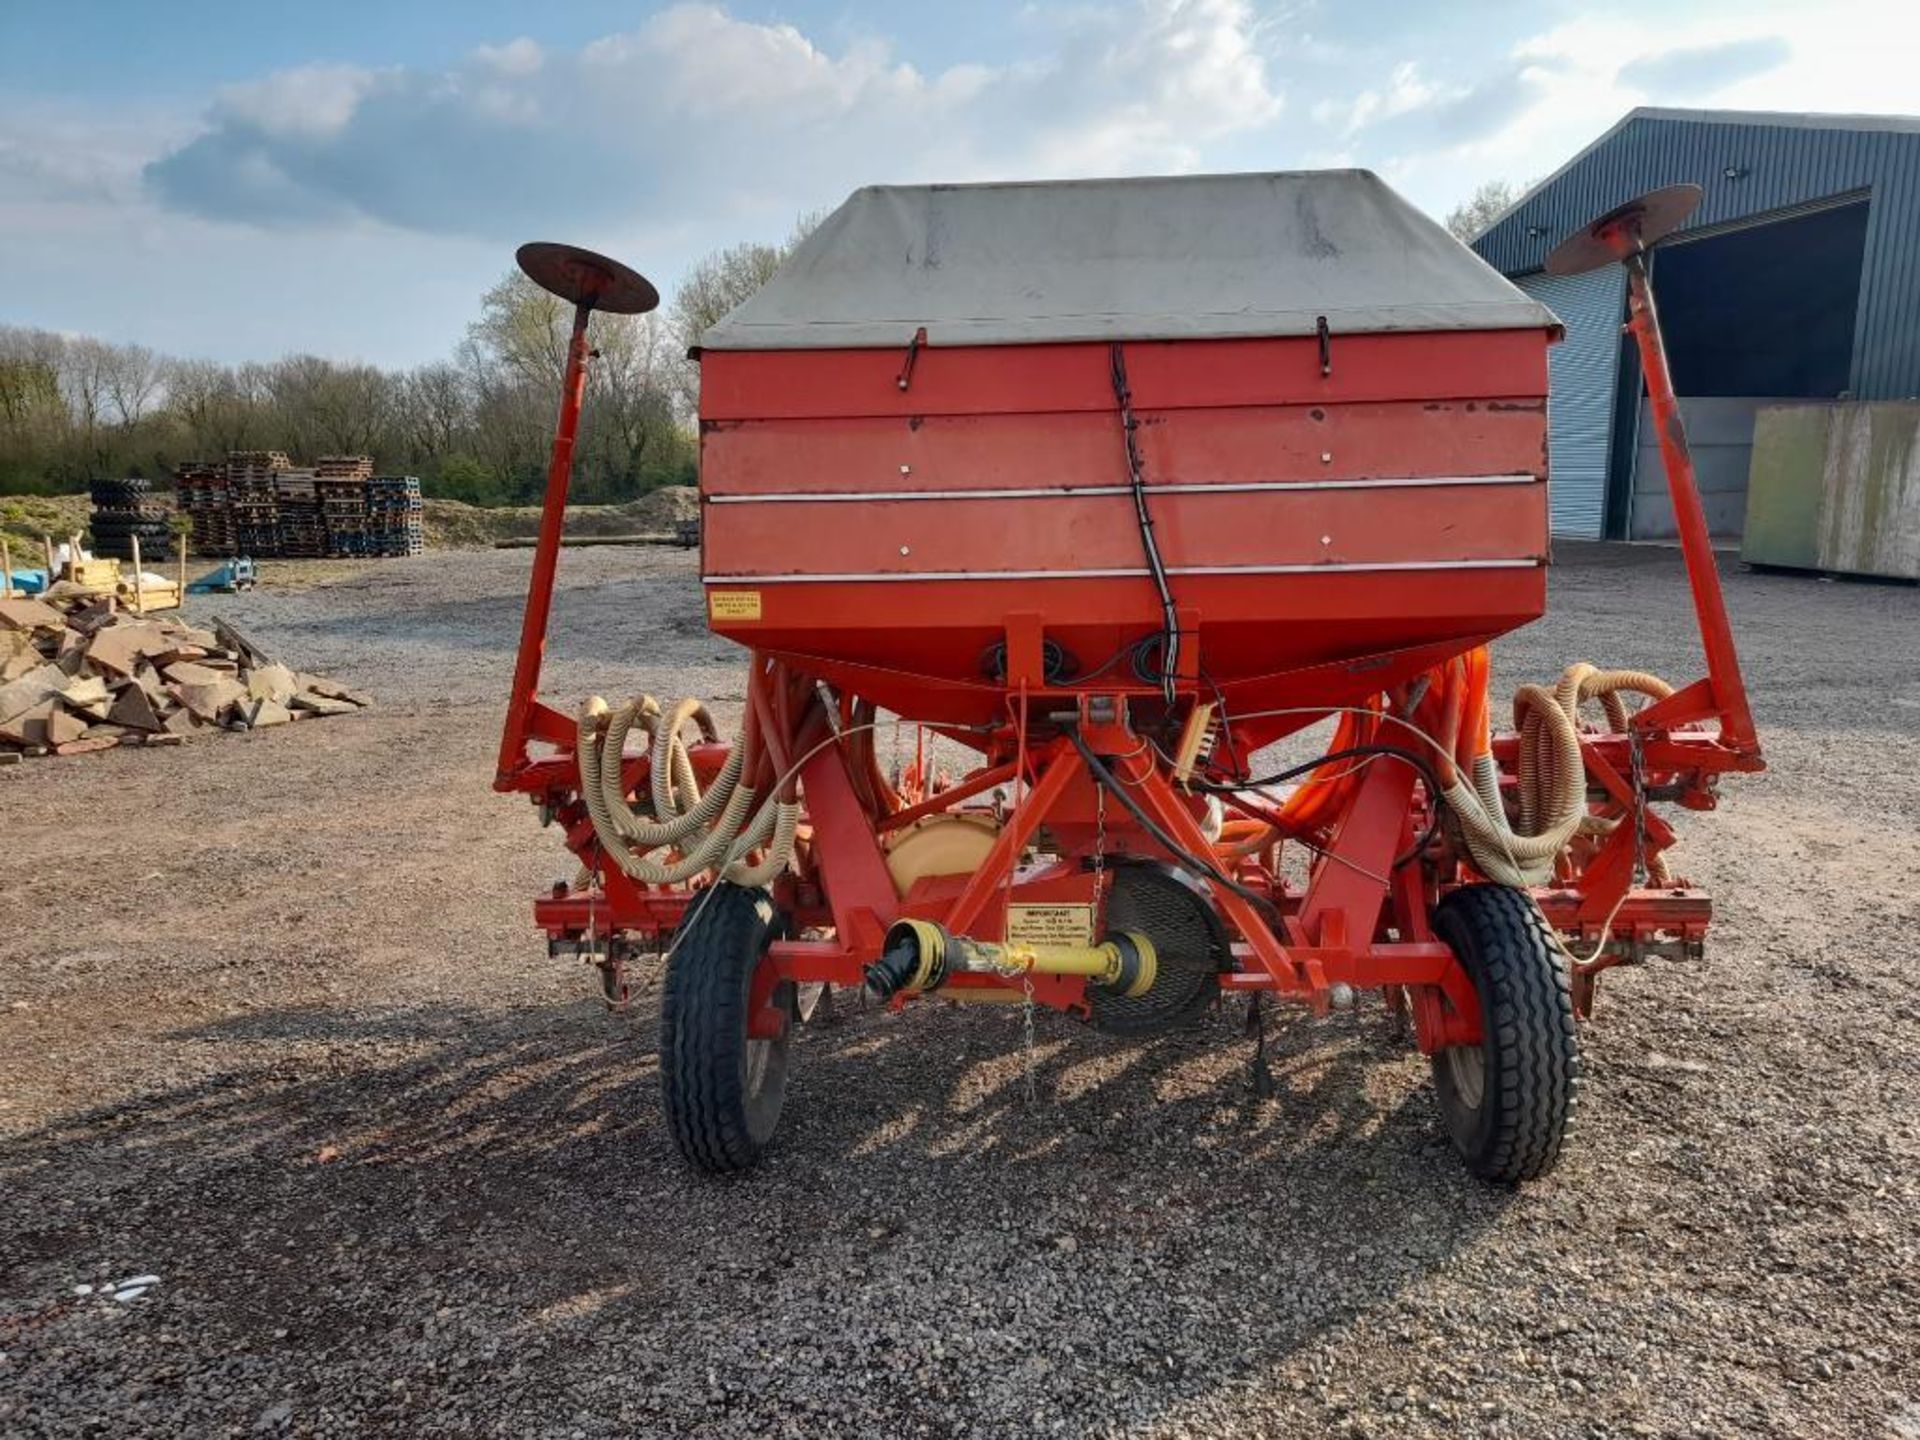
708, 589, 762, 622
1007, 904, 1094, 948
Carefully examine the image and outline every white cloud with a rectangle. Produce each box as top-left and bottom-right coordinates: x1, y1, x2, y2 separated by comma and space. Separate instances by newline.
596, 6, 923, 120
8, 0, 1917, 367
0, 101, 188, 210
213, 62, 380, 139
139, 0, 1282, 242
1353, 0, 1909, 217
472, 37, 544, 76
1313, 61, 1437, 137
1616, 36, 1791, 97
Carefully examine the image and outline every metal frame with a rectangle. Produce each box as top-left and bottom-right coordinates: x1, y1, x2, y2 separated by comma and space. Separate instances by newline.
497, 188, 1762, 1070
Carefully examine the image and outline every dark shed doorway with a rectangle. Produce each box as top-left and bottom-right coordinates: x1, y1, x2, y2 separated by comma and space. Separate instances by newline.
1624, 197, 1870, 538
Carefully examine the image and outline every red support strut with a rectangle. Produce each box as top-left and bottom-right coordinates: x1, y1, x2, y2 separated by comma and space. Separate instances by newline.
497, 302, 592, 785
1623, 256, 1760, 759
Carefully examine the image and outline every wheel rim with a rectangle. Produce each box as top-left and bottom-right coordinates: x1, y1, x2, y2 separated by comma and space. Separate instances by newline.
745, 1033, 779, 1095
1443, 1042, 1486, 1111
738, 979, 794, 1141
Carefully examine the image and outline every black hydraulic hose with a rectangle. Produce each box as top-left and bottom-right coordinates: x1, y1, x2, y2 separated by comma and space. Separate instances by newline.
1067, 729, 1283, 924
1188, 743, 1447, 869
1109, 344, 1179, 709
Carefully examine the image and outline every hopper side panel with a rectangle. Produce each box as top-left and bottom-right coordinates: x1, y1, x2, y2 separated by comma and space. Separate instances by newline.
702, 399, 1547, 497
703, 483, 1547, 579
699, 331, 1551, 421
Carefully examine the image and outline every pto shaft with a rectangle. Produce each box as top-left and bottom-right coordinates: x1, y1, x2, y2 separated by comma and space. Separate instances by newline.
866, 919, 1157, 1001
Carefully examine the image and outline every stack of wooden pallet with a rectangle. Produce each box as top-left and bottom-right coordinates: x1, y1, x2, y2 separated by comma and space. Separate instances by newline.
227, 451, 290, 558
367, 476, 425, 556
0, 598, 369, 762
175, 461, 233, 556
273, 468, 324, 558
176, 454, 421, 560
315, 455, 374, 557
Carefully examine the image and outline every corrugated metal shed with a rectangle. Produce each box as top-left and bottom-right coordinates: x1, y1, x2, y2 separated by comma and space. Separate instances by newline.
1516, 267, 1626, 538
1475, 108, 1920, 401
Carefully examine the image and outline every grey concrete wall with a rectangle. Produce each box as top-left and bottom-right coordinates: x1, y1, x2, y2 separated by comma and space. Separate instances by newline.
1629, 396, 1801, 539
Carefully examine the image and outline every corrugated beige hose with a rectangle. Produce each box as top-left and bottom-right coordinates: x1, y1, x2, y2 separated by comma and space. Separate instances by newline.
1446, 663, 1673, 887
576, 696, 797, 887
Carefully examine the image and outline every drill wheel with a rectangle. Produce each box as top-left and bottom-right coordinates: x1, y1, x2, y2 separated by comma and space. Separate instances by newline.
1087, 862, 1229, 1036
659, 884, 796, 1173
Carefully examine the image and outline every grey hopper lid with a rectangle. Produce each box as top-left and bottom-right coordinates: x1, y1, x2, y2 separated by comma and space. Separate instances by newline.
699, 169, 1562, 351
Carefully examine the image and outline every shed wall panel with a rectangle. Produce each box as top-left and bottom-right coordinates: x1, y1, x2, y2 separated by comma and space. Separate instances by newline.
1517, 268, 1624, 538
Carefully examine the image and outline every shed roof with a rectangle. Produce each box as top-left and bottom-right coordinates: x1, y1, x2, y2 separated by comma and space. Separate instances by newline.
699, 170, 1558, 351
1474, 106, 1920, 271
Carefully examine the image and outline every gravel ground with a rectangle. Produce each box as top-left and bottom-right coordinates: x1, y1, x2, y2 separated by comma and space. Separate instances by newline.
1, 542, 1916, 1438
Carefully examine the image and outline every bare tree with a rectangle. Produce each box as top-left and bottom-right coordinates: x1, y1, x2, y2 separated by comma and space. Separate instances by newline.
1446, 179, 1527, 243
101, 343, 163, 425
667, 211, 824, 414
164, 357, 253, 455
0, 330, 66, 434
589, 311, 679, 488
467, 272, 573, 392
60, 338, 119, 474
402, 361, 471, 458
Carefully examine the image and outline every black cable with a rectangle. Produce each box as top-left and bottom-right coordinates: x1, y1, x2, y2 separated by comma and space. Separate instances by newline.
1070, 631, 1158, 687
1201, 667, 1242, 776
1188, 742, 1447, 869
1109, 344, 1179, 709
1189, 742, 1441, 796
1068, 729, 1283, 924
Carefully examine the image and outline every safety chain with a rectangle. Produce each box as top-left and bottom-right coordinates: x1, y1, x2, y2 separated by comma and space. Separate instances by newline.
1093, 780, 1108, 896
587, 852, 613, 1012
1020, 784, 1109, 1105
1020, 972, 1038, 1106
1630, 727, 1649, 887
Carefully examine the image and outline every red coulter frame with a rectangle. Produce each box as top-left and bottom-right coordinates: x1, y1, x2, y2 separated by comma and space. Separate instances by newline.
495, 187, 1761, 1136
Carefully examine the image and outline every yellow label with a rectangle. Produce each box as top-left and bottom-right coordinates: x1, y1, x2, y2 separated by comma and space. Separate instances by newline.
708, 589, 762, 622
1007, 904, 1094, 948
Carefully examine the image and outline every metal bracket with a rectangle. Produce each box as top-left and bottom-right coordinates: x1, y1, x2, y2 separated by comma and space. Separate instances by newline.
896, 326, 928, 392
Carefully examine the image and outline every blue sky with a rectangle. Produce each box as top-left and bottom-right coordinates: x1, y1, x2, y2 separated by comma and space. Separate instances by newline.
2, 1, 1912, 369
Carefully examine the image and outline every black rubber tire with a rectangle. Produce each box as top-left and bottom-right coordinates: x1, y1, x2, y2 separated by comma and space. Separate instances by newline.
92, 538, 171, 561
90, 478, 151, 503
1429, 884, 1581, 1183
660, 883, 795, 1174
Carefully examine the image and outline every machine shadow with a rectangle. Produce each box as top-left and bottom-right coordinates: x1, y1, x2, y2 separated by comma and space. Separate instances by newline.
0, 988, 1515, 1431
246, 568, 713, 667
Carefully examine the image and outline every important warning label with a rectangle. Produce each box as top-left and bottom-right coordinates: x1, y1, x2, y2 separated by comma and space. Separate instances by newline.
708, 590, 762, 622
1006, 904, 1094, 948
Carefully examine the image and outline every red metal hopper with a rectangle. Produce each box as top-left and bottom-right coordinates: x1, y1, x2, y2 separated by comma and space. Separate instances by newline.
696, 173, 1559, 742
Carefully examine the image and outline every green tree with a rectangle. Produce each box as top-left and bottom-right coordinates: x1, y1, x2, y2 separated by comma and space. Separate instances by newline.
667, 211, 823, 414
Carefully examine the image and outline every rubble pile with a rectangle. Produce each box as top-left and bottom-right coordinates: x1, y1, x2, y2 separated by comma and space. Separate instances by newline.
0, 594, 369, 762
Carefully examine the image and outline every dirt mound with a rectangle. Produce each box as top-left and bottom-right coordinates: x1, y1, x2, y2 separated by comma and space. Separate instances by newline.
1, 494, 93, 560
422, 486, 698, 549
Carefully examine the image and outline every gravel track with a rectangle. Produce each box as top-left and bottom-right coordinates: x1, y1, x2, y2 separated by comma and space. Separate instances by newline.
1, 542, 1916, 1438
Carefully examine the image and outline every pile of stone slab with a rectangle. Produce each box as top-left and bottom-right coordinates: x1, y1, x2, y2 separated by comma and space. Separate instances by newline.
0, 595, 369, 761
